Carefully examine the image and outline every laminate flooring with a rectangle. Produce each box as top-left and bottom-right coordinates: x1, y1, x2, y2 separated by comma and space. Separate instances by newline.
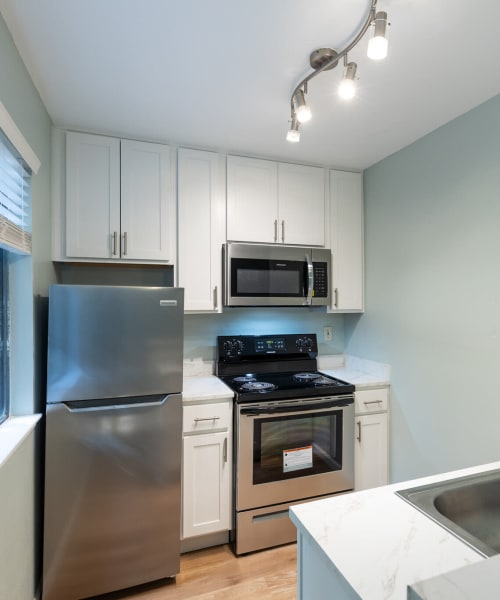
94, 543, 297, 600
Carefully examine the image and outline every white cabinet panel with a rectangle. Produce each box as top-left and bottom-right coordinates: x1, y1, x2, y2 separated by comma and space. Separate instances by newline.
182, 431, 231, 538
329, 170, 364, 312
278, 162, 325, 246
177, 148, 225, 312
354, 388, 389, 491
120, 140, 171, 261
226, 155, 278, 243
65, 132, 120, 259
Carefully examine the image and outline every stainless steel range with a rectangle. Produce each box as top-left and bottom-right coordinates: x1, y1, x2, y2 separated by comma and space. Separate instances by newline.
216, 333, 355, 555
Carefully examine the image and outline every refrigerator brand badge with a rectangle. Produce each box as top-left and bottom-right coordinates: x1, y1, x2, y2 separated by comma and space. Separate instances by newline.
160, 299, 178, 307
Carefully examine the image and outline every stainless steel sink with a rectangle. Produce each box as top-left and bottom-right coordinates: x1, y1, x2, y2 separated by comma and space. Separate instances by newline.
396, 468, 500, 557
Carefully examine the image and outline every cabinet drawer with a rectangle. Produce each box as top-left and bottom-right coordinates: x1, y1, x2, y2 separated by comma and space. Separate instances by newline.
355, 388, 389, 415
183, 402, 231, 433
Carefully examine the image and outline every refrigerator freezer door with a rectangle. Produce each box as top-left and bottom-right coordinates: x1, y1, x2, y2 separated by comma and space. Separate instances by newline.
42, 394, 182, 600
46, 285, 184, 403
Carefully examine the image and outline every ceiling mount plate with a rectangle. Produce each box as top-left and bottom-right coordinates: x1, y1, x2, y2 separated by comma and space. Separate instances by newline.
310, 48, 339, 71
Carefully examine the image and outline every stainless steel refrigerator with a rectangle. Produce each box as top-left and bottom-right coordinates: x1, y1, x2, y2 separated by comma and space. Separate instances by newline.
43, 284, 184, 600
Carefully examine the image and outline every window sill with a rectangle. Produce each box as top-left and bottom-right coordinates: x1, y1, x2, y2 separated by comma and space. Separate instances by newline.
0, 414, 42, 468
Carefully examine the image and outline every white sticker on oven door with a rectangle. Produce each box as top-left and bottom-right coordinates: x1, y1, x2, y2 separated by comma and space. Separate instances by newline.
283, 445, 313, 473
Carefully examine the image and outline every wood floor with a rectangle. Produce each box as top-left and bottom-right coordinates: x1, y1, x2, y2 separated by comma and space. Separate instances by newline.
96, 543, 297, 600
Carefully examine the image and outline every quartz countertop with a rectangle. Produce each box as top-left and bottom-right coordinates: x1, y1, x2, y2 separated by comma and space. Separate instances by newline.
290, 461, 500, 599
182, 375, 233, 403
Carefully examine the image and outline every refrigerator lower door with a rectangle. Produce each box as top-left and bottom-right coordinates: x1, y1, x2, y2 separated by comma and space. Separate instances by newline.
42, 394, 182, 600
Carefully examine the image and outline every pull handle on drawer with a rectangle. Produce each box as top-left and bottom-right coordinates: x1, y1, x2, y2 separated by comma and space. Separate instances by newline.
194, 416, 221, 423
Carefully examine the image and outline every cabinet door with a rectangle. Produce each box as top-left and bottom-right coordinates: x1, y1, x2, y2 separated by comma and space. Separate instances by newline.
177, 148, 224, 312
278, 163, 325, 246
66, 132, 120, 258
354, 412, 388, 491
120, 140, 172, 261
182, 432, 231, 538
329, 170, 364, 312
226, 155, 278, 243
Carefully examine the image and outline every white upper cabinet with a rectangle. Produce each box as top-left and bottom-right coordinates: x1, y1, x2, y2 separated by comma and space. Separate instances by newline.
226, 155, 278, 243
329, 170, 364, 312
120, 139, 172, 261
278, 162, 325, 246
177, 148, 225, 312
226, 155, 325, 246
65, 132, 120, 259
59, 131, 174, 263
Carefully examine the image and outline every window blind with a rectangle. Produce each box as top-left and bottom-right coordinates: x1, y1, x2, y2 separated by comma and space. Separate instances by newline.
0, 130, 32, 254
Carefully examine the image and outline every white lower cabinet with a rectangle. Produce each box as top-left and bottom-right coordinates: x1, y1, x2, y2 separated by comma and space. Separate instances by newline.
354, 388, 389, 491
182, 401, 232, 540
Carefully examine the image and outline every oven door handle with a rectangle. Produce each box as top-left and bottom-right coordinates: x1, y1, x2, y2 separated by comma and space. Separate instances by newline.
240, 398, 353, 416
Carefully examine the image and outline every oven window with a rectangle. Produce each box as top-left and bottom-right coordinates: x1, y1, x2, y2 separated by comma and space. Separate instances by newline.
252, 410, 343, 484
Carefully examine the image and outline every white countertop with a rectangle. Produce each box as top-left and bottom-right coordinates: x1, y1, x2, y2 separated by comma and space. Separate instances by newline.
290, 461, 500, 599
182, 375, 233, 403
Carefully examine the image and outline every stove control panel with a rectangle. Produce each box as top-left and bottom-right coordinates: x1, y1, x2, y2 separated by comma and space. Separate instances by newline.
217, 333, 318, 360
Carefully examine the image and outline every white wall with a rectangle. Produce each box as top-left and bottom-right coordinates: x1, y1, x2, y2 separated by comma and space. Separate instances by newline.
345, 93, 500, 482
0, 13, 54, 599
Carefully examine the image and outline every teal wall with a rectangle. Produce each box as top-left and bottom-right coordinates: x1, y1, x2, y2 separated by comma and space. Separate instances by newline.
0, 12, 53, 600
345, 93, 500, 482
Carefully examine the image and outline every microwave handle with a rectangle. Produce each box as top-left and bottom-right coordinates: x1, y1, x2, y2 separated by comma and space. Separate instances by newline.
305, 253, 314, 305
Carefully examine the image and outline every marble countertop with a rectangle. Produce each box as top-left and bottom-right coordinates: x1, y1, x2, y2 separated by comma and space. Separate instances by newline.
290, 461, 500, 599
182, 353, 391, 401
182, 375, 233, 403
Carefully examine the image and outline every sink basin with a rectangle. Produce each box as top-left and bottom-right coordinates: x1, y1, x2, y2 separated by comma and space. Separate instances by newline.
396, 468, 500, 557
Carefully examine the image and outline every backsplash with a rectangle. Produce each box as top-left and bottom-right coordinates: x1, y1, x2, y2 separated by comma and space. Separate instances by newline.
183, 308, 345, 365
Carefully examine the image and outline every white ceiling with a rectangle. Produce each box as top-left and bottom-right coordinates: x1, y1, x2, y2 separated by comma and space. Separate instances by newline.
1, 0, 500, 170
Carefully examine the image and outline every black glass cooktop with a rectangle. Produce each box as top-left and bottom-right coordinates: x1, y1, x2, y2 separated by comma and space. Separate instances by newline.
218, 370, 354, 402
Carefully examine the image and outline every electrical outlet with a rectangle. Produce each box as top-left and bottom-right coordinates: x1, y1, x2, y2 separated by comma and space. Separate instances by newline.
323, 326, 333, 341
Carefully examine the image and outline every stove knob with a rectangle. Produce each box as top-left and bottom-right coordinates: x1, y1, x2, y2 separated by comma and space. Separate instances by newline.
232, 340, 244, 353
222, 340, 233, 355
305, 337, 313, 350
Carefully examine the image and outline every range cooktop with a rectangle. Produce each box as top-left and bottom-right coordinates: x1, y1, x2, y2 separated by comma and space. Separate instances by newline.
216, 333, 354, 402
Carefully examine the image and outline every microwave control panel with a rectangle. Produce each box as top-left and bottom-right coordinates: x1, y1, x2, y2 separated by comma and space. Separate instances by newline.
312, 262, 328, 298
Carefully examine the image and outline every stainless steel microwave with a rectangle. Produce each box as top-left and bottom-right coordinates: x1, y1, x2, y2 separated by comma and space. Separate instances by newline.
223, 242, 331, 307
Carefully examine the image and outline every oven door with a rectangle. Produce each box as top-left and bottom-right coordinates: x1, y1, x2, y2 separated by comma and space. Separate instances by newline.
236, 397, 354, 511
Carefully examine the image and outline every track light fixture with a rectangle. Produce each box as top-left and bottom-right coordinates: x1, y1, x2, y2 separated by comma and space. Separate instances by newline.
286, 116, 301, 142
338, 62, 357, 100
292, 88, 312, 123
287, 0, 389, 142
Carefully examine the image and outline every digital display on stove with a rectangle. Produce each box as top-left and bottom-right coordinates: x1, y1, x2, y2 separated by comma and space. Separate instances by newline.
255, 337, 286, 353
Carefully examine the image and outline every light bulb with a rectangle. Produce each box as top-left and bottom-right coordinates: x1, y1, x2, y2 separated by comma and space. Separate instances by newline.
292, 89, 312, 123
286, 128, 300, 143
367, 35, 388, 60
295, 104, 312, 123
339, 79, 355, 100
367, 11, 388, 60
338, 62, 357, 100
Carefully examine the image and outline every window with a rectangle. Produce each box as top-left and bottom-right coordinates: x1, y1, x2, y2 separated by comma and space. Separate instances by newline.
0, 128, 32, 424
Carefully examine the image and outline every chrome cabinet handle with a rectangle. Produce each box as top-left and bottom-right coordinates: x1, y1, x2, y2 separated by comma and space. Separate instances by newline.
281, 220, 285, 243
194, 416, 221, 422
356, 420, 362, 442
274, 219, 278, 242
223, 437, 228, 463
112, 231, 118, 256
334, 287, 339, 308
122, 231, 128, 256
364, 400, 383, 406
305, 253, 313, 306
213, 285, 218, 309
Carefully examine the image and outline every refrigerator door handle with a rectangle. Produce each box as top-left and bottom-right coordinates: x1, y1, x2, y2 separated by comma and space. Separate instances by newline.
62, 394, 169, 412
